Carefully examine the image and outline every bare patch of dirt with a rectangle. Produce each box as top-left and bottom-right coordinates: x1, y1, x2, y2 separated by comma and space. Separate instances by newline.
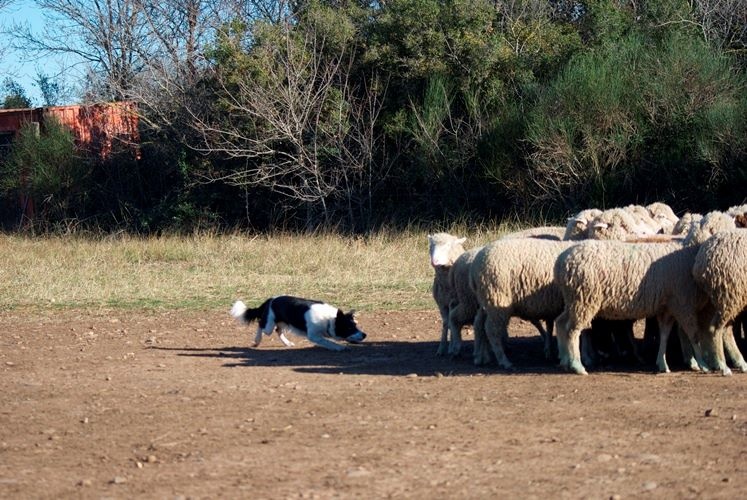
1, 309, 746, 498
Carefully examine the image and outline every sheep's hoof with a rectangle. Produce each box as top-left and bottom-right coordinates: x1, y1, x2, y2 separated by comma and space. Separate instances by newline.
721, 366, 733, 377
569, 361, 588, 375
686, 358, 701, 372
735, 361, 747, 373
498, 361, 514, 371
656, 361, 671, 374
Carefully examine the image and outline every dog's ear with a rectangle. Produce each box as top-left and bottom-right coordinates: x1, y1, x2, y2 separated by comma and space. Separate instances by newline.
348, 309, 356, 317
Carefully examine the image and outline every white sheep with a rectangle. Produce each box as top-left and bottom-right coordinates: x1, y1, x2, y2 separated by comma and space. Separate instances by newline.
441, 225, 563, 358
447, 244, 554, 361
444, 246, 482, 357
625, 204, 664, 234
692, 229, 747, 372
554, 214, 737, 375
672, 212, 702, 236
587, 207, 658, 240
564, 208, 603, 240
469, 239, 577, 369
646, 202, 679, 234
685, 211, 736, 245
726, 204, 747, 218
428, 232, 466, 356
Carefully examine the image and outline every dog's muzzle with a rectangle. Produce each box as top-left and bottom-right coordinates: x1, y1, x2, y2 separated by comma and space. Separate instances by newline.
346, 331, 366, 343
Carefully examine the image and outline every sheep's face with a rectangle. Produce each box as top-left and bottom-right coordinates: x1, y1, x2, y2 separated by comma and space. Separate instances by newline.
428, 234, 466, 267
564, 218, 588, 240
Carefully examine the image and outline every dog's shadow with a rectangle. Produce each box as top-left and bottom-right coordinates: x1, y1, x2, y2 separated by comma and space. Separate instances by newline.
148, 336, 604, 376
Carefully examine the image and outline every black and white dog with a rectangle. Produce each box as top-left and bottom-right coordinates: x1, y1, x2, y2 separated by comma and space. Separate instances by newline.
230, 295, 366, 351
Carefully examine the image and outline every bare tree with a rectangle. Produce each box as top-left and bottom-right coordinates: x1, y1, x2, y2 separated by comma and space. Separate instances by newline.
689, 0, 747, 60
0, 0, 14, 67
5, 0, 152, 101
190, 16, 388, 228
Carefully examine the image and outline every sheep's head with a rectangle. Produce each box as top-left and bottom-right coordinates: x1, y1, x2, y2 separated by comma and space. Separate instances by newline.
564, 208, 602, 240
646, 202, 679, 234
588, 208, 647, 240
428, 233, 466, 267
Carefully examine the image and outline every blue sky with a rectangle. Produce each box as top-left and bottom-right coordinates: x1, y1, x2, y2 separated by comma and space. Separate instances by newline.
1, 0, 68, 105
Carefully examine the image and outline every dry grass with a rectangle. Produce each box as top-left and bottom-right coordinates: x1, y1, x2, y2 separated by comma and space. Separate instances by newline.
0, 225, 520, 312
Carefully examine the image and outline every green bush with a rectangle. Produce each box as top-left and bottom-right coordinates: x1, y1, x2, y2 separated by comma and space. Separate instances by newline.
0, 118, 87, 228
524, 27, 747, 210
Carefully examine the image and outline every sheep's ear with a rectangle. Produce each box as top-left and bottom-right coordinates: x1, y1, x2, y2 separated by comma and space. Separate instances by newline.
593, 222, 609, 229
457, 237, 467, 244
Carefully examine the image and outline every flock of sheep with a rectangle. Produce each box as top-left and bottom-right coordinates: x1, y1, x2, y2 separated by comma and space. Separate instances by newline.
429, 203, 747, 375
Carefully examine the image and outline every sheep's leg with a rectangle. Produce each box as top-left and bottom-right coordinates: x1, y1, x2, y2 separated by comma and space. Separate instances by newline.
473, 308, 492, 365
555, 311, 570, 369
580, 329, 597, 369
447, 301, 469, 357
676, 329, 701, 372
484, 308, 513, 370
436, 305, 450, 356
566, 326, 587, 375
559, 305, 589, 374
528, 319, 552, 361
721, 323, 747, 372
699, 313, 732, 375
655, 317, 675, 373
544, 319, 555, 361
628, 323, 646, 366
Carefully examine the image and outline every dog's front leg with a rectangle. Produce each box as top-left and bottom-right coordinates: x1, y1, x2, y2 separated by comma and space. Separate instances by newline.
307, 330, 346, 351
253, 326, 264, 347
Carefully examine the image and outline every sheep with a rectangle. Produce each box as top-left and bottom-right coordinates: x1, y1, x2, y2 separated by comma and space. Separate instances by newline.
726, 204, 747, 219
469, 239, 577, 369
564, 208, 603, 240
554, 241, 712, 375
646, 202, 679, 234
672, 213, 702, 236
624, 204, 664, 234
433, 225, 567, 359
443, 226, 562, 358
692, 229, 747, 372
554, 214, 737, 375
685, 211, 736, 246
444, 246, 483, 357
587, 207, 658, 241
428, 232, 466, 356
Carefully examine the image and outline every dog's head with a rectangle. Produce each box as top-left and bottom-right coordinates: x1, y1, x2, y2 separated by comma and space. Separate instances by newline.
334, 310, 366, 343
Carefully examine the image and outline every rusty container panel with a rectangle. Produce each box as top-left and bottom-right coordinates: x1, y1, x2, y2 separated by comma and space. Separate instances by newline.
44, 102, 140, 158
0, 108, 42, 134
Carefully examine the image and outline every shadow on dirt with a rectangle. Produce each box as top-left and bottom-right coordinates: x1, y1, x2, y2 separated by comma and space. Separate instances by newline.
150, 335, 659, 377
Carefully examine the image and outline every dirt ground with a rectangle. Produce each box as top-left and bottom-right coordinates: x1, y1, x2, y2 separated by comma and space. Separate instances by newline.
1, 309, 746, 499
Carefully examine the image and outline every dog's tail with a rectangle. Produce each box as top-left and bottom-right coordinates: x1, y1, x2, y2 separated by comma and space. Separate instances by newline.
230, 299, 268, 324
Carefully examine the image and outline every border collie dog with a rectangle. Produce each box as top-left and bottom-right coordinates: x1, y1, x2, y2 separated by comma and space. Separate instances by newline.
230, 295, 366, 351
